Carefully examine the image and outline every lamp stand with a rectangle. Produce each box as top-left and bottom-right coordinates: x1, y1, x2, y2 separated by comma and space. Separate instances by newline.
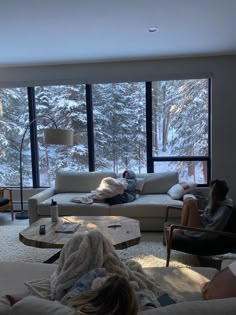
15, 116, 73, 220
15, 210, 28, 220
15, 121, 33, 220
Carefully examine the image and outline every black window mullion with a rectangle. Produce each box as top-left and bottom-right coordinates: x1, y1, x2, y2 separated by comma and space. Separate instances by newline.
146, 82, 153, 173
153, 156, 209, 162
28, 87, 40, 187
86, 84, 95, 171
207, 78, 212, 185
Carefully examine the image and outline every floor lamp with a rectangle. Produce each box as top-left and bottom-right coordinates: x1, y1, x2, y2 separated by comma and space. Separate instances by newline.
15, 117, 73, 220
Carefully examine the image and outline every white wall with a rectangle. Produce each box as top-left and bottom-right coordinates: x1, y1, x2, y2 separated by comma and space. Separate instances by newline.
1, 55, 236, 201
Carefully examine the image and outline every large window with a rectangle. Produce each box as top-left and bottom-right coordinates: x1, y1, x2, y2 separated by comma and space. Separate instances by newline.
93, 82, 146, 174
151, 79, 209, 184
0, 88, 29, 186
0, 78, 210, 188
35, 84, 88, 186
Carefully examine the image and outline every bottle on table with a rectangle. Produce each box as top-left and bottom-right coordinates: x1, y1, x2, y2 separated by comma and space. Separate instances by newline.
51, 199, 58, 222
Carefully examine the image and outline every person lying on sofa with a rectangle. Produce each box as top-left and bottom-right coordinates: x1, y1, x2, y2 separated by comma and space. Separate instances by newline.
2, 274, 138, 315
2, 230, 177, 314
105, 169, 137, 205
176, 179, 234, 238
50, 229, 164, 309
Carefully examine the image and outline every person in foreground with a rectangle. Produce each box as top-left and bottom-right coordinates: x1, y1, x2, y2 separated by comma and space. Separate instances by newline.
3, 229, 179, 314
50, 229, 163, 310
3, 274, 138, 315
66, 274, 138, 315
179, 179, 233, 237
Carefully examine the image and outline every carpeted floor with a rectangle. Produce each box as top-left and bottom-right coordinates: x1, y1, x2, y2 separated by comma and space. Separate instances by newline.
0, 224, 200, 267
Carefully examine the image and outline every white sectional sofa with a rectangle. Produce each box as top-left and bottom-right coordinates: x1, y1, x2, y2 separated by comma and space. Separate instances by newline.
28, 170, 185, 231
1, 262, 236, 315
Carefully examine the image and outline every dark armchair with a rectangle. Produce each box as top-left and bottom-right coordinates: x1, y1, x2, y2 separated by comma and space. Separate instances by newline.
163, 207, 236, 267
0, 188, 14, 220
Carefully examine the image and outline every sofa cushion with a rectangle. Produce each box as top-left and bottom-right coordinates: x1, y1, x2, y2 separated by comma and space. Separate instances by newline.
201, 261, 236, 300
0, 262, 56, 297
110, 194, 183, 218
11, 296, 74, 315
142, 172, 179, 194
136, 177, 145, 192
139, 297, 236, 315
144, 267, 217, 302
38, 193, 110, 216
55, 171, 117, 193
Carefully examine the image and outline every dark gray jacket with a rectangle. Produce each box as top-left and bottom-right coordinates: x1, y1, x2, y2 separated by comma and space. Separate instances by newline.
185, 197, 234, 239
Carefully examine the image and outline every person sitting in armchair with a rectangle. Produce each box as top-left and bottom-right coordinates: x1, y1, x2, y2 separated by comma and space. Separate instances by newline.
178, 179, 234, 238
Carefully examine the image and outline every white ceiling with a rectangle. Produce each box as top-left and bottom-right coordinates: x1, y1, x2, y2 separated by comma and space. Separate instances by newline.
1, 0, 236, 67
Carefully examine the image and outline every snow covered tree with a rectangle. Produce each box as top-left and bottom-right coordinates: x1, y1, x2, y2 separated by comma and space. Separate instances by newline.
0, 88, 28, 186
152, 79, 208, 182
93, 82, 146, 174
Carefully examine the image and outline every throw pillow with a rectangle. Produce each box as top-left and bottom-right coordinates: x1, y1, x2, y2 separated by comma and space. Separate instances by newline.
201, 261, 236, 299
168, 182, 196, 200
24, 278, 51, 299
135, 178, 144, 194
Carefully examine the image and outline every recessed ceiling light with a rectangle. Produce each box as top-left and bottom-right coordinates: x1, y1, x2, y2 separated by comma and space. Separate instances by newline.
148, 26, 159, 33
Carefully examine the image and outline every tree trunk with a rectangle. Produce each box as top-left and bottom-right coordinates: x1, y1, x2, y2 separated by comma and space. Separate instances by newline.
152, 82, 159, 153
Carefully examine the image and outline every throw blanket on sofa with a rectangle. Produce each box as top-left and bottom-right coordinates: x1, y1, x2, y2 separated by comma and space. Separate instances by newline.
50, 230, 183, 308
89, 177, 127, 200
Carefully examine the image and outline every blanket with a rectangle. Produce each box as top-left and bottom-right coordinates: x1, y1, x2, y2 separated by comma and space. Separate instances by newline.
51, 230, 163, 304
50, 230, 184, 308
89, 176, 127, 200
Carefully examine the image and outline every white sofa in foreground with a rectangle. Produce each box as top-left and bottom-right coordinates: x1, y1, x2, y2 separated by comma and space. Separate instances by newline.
1, 262, 236, 315
28, 170, 189, 231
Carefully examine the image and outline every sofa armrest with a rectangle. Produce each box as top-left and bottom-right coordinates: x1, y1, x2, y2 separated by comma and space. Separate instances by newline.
183, 193, 197, 201
168, 224, 236, 238
139, 297, 236, 315
28, 188, 55, 224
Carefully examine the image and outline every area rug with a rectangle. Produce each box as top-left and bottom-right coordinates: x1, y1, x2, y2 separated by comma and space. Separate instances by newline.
0, 225, 199, 267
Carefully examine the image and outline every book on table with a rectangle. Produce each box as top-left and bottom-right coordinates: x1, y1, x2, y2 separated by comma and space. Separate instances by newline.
55, 222, 81, 233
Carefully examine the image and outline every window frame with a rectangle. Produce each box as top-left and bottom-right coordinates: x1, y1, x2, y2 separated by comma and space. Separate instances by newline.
146, 79, 211, 186
1, 78, 211, 188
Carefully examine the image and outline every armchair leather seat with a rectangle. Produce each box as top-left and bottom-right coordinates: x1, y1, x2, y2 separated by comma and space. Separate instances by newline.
163, 207, 236, 266
170, 232, 236, 256
0, 188, 14, 220
0, 197, 10, 207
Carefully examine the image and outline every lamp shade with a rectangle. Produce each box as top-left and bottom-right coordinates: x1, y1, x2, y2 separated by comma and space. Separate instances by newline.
43, 128, 73, 146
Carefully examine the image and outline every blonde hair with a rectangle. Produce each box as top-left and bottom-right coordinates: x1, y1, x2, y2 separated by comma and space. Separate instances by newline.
66, 275, 138, 315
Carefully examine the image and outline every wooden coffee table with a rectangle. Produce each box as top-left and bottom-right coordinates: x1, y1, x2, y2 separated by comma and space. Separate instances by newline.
19, 216, 141, 263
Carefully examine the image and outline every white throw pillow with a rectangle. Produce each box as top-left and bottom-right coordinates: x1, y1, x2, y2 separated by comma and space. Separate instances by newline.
136, 178, 144, 193
168, 182, 196, 200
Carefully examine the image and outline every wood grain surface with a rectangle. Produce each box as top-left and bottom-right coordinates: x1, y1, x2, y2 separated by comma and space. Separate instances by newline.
19, 216, 141, 250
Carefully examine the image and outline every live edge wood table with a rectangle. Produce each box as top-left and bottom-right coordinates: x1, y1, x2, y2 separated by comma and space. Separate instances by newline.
19, 216, 141, 263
